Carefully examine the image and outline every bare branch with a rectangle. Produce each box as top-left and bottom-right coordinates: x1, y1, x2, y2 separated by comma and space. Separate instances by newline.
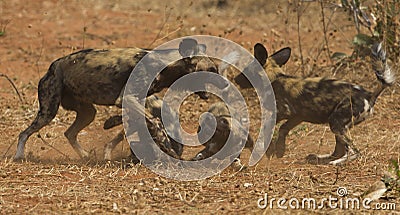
320, 0, 333, 65
147, 5, 173, 48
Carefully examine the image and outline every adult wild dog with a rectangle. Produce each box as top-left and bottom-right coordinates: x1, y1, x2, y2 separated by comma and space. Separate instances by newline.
15, 38, 224, 161
235, 42, 394, 165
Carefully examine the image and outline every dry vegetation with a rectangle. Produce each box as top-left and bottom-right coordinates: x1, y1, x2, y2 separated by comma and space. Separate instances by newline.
0, 0, 399, 214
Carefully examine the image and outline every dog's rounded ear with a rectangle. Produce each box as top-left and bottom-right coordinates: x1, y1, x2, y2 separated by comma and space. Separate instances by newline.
179, 38, 199, 57
270, 47, 291, 67
254, 43, 268, 66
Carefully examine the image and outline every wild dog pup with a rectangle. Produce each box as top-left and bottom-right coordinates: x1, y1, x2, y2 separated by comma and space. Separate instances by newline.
103, 95, 182, 161
192, 102, 254, 163
235, 42, 394, 165
15, 38, 222, 161
102, 51, 242, 161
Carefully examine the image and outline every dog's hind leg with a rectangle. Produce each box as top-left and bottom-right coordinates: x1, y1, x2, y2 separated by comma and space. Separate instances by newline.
15, 63, 62, 161
328, 134, 359, 165
307, 98, 360, 165
15, 93, 61, 161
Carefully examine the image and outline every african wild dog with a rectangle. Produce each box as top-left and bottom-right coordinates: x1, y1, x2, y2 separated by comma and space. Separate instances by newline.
101, 51, 242, 161
192, 102, 255, 162
15, 38, 225, 161
235, 42, 395, 165
103, 95, 182, 161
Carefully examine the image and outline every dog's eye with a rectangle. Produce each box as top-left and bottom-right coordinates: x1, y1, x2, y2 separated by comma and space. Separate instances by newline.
196, 153, 204, 159
220, 118, 229, 125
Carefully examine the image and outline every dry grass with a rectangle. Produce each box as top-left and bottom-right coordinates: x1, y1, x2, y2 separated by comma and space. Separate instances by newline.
0, 156, 397, 214
0, 0, 399, 214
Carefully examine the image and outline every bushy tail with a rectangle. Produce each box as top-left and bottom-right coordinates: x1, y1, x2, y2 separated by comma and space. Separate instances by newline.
370, 42, 395, 105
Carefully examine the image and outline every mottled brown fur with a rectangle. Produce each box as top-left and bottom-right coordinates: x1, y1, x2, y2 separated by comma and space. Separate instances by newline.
235, 43, 395, 165
103, 95, 182, 161
192, 102, 254, 161
15, 38, 219, 161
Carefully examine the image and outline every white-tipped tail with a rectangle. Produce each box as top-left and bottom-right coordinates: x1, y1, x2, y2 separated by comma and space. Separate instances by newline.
381, 64, 395, 85
371, 42, 395, 85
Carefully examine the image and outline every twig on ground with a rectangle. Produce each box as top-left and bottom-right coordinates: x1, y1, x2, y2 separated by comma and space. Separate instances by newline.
0, 73, 24, 103
37, 133, 71, 160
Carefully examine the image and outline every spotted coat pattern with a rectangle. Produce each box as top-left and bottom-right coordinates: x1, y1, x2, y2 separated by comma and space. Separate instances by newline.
235, 42, 394, 165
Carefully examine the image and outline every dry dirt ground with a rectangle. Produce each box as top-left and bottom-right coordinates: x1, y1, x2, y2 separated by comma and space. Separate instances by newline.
0, 0, 399, 214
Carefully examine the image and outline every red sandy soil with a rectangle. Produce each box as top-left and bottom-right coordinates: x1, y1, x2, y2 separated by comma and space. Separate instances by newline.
0, 0, 399, 214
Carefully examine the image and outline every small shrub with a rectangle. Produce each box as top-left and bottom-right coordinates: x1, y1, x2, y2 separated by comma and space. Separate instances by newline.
383, 159, 400, 196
